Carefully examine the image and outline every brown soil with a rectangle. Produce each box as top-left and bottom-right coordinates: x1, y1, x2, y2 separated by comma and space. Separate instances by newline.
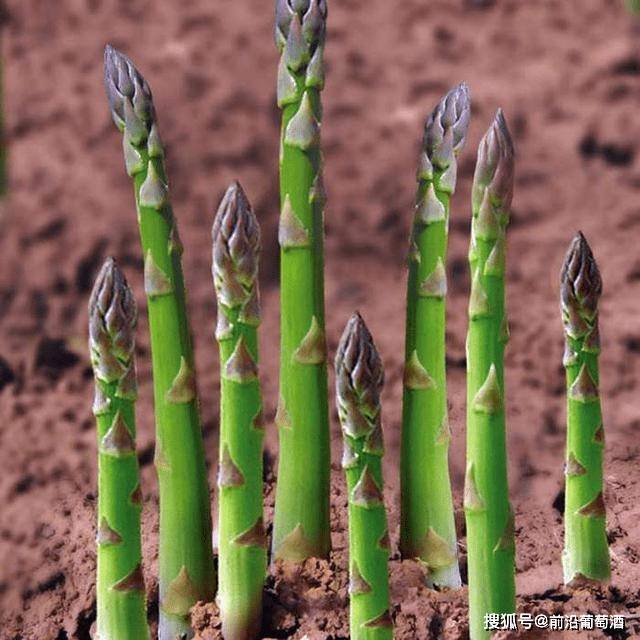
2, 0, 640, 638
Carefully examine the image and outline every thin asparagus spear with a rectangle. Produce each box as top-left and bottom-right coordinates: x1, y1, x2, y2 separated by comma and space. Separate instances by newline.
400, 84, 470, 589
212, 182, 266, 640
336, 313, 392, 640
103, 46, 215, 640
89, 258, 149, 640
272, 0, 331, 562
464, 110, 516, 639
560, 232, 610, 584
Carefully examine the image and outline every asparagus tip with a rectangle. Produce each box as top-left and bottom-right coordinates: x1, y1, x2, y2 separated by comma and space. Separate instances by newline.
473, 108, 515, 209
103, 44, 153, 130
491, 108, 515, 157
212, 181, 252, 236
423, 82, 471, 164
335, 312, 384, 432
560, 231, 602, 320
89, 257, 136, 325
211, 181, 261, 311
275, 0, 328, 53
89, 258, 137, 382
335, 311, 370, 373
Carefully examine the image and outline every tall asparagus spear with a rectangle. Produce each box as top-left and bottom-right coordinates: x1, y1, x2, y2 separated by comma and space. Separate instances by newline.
400, 84, 470, 589
336, 313, 392, 640
273, 0, 331, 562
464, 110, 516, 639
103, 46, 215, 640
212, 182, 266, 640
560, 233, 610, 584
89, 258, 150, 640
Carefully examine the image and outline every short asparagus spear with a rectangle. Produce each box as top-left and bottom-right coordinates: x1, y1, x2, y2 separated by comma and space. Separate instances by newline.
336, 313, 392, 640
89, 258, 149, 640
400, 84, 470, 589
103, 46, 215, 640
560, 233, 610, 584
464, 111, 516, 639
273, 0, 331, 562
212, 182, 266, 640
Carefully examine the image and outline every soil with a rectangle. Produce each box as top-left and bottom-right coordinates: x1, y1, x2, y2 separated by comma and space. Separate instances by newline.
2, 0, 640, 638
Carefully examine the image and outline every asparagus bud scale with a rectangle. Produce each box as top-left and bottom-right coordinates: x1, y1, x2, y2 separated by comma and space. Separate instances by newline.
400, 84, 470, 589
272, 0, 332, 562
336, 313, 392, 640
89, 258, 150, 640
560, 233, 610, 584
212, 183, 267, 640
104, 46, 215, 640
464, 111, 516, 639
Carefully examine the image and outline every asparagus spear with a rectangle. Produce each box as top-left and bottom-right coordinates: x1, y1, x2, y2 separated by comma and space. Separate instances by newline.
400, 84, 470, 589
336, 313, 392, 640
560, 232, 610, 584
273, 0, 331, 562
89, 258, 149, 640
103, 46, 215, 640
464, 110, 516, 639
212, 182, 266, 640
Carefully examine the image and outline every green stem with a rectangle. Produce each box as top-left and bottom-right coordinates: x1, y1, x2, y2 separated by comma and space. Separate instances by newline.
400, 85, 469, 589
464, 111, 516, 639
104, 47, 215, 640
336, 313, 392, 640
89, 259, 149, 640
272, 0, 331, 562
560, 233, 610, 584
213, 183, 266, 639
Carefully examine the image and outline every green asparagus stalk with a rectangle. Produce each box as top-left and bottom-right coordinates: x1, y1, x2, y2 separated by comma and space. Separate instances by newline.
272, 0, 331, 562
212, 182, 266, 640
89, 258, 150, 640
336, 313, 392, 640
560, 233, 610, 584
103, 46, 215, 640
400, 84, 470, 589
464, 110, 516, 639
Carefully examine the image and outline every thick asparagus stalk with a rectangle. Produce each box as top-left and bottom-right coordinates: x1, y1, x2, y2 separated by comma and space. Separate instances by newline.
464, 110, 516, 639
560, 233, 610, 584
400, 84, 470, 589
89, 258, 149, 640
212, 182, 266, 640
103, 46, 215, 640
273, 0, 331, 562
336, 313, 392, 640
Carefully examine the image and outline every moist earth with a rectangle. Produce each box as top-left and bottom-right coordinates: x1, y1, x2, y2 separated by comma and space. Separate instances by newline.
2, 0, 640, 638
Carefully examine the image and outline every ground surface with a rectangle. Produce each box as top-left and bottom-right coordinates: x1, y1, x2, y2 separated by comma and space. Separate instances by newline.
2, 0, 640, 638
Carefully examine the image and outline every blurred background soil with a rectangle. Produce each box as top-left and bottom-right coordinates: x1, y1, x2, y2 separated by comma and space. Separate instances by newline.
2, 0, 640, 638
